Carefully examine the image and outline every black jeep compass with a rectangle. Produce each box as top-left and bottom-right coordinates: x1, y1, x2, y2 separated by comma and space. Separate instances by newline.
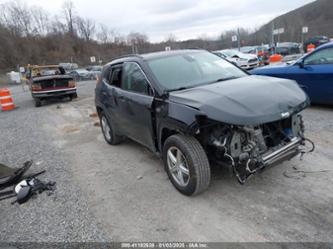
95, 50, 310, 196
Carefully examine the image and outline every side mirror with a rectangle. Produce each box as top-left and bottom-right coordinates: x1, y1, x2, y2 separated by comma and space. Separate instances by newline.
297, 60, 305, 68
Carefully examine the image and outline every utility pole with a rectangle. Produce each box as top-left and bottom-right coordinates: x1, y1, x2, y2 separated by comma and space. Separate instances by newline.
271, 21, 275, 46
237, 28, 241, 51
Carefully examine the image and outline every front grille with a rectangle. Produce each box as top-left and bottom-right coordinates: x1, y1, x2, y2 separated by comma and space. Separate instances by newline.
248, 58, 258, 63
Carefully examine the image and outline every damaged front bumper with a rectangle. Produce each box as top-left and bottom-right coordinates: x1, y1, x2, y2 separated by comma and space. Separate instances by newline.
32, 88, 77, 98
206, 113, 314, 184
232, 136, 312, 184
262, 137, 301, 166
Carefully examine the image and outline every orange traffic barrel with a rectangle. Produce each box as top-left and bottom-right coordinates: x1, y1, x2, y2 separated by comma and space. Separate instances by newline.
0, 88, 16, 111
307, 43, 316, 53
269, 54, 283, 64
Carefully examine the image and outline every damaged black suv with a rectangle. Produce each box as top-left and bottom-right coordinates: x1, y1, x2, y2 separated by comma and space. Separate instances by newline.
95, 50, 310, 196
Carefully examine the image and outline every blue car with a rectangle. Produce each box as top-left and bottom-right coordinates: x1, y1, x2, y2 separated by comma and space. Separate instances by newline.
251, 42, 333, 105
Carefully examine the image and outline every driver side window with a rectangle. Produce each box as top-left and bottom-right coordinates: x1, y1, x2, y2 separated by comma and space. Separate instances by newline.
122, 62, 152, 95
304, 48, 333, 65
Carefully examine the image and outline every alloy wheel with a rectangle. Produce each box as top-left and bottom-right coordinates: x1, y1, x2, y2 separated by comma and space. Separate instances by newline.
101, 116, 111, 142
167, 146, 190, 187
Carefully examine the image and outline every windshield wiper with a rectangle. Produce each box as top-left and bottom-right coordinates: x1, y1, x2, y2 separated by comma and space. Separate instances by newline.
167, 77, 240, 92
167, 86, 191, 92
214, 76, 239, 83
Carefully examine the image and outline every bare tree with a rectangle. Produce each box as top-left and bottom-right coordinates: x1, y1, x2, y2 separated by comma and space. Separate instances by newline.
114, 34, 126, 45
62, 0, 76, 36
76, 17, 95, 41
0, 0, 33, 36
127, 32, 148, 46
50, 15, 66, 34
97, 24, 115, 44
31, 7, 49, 35
165, 33, 177, 43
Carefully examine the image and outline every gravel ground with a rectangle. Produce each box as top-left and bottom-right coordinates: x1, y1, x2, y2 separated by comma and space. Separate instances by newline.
0, 81, 333, 242
0, 82, 109, 242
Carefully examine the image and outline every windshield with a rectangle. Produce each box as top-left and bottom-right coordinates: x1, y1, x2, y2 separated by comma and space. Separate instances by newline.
147, 51, 247, 91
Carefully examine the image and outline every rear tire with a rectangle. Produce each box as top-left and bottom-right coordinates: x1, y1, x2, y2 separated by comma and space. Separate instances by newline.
163, 134, 211, 196
100, 112, 122, 145
69, 93, 77, 101
35, 98, 42, 107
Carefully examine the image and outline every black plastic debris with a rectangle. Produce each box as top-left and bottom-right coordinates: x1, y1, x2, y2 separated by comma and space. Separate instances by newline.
0, 161, 32, 190
0, 161, 56, 204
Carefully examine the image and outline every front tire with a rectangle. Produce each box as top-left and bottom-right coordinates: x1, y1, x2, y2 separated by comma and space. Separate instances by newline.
163, 134, 211, 196
100, 112, 122, 145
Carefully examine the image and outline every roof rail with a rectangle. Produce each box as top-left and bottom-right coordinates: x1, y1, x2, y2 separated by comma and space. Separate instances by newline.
112, 54, 143, 60
185, 47, 205, 50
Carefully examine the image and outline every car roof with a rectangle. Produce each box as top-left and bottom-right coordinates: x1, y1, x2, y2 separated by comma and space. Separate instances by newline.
277, 42, 300, 47
141, 49, 204, 60
318, 41, 333, 49
106, 49, 206, 65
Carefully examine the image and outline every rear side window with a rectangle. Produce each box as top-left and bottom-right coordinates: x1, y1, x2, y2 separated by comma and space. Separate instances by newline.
102, 65, 122, 87
110, 67, 122, 87
122, 62, 151, 95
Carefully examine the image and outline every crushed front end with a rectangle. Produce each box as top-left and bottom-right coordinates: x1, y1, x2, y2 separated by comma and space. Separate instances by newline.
200, 113, 313, 183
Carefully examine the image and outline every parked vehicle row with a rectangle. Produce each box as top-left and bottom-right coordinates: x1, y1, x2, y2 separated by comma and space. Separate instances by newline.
251, 42, 333, 105
68, 68, 94, 81
95, 49, 310, 196
303, 35, 330, 52
58, 63, 102, 81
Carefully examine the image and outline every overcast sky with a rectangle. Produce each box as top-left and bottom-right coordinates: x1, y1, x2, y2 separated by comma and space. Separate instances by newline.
1, 0, 315, 42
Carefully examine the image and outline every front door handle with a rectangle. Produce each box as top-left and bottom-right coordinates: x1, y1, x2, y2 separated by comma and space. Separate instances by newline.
299, 84, 308, 91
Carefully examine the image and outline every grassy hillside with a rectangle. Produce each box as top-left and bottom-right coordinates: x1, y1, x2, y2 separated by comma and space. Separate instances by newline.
253, 0, 333, 44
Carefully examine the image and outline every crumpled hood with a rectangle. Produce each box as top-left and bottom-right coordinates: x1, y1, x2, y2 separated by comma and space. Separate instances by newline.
169, 75, 309, 125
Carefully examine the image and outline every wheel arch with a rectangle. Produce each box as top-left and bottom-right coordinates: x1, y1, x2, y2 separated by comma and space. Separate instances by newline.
160, 127, 179, 153
96, 105, 104, 118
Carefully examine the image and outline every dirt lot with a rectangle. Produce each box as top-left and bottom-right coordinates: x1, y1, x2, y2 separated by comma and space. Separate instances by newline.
1, 81, 333, 242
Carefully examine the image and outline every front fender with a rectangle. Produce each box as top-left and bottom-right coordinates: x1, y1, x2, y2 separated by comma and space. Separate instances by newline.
156, 101, 204, 152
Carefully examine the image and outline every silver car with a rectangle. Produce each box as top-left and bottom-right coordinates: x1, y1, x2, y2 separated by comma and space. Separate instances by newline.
213, 49, 259, 70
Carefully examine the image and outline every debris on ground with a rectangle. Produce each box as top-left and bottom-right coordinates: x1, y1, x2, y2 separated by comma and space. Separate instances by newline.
0, 161, 32, 189
0, 160, 56, 204
283, 168, 332, 179
89, 113, 98, 118
62, 126, 80, 134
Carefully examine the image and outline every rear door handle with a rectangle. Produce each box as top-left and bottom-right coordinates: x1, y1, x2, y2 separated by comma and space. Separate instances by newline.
118, 95, 126, 101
